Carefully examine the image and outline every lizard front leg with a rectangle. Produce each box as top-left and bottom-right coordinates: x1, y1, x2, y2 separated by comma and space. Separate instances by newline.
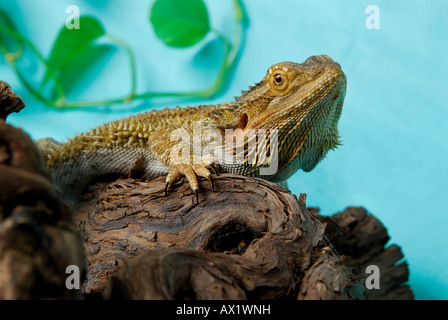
148, 124, 220, 203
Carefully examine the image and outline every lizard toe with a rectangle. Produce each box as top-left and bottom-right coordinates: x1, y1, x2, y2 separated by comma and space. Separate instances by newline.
165, 164, 216, 203
165, 166, 181, 194
192, 165, 216, 192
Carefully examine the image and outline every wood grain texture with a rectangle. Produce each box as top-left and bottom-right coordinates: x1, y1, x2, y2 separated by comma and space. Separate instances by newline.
73, 175, 413, 300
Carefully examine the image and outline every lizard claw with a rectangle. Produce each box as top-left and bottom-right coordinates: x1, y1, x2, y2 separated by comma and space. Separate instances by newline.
209, 164, 219, 176
193, 189, 199, 205
164, 181, 170, 196
206, 175, 214, 192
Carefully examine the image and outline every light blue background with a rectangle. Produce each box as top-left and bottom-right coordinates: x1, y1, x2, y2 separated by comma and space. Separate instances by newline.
1, 0, 447, 300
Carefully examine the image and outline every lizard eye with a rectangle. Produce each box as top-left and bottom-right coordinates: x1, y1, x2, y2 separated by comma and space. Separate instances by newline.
273, 74, 284, 86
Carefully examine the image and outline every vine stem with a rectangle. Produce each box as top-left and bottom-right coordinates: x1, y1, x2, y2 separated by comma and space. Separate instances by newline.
0, 25, 66, 106
126, 0, 248, 103
105, 33, 137, 102
1, 0, 248, 109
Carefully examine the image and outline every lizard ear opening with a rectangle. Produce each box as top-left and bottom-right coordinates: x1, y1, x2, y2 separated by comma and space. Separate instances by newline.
239, 113, 248, 129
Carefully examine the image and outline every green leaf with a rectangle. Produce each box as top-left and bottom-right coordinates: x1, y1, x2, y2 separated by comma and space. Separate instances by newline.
150, 0, 210, 48
41, 16, 107, 92
46, 16, 105, 70
51, 44, 114, 99
0, 8, 22, 55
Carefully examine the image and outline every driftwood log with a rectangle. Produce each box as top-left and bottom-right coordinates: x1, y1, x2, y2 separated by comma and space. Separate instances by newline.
0, 81, 24, 121
0, 81, 413, 300
0, 122, 84, 299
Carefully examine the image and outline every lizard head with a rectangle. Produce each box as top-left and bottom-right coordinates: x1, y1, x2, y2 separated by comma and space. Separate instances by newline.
235, 55, 347, 180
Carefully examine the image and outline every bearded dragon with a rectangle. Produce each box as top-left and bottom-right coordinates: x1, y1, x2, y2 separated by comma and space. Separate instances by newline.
35, 55, 347, 202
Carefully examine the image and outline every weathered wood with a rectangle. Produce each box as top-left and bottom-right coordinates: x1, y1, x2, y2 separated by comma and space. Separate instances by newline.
0, 122, 85, 299
73, 176, 413, 300
330, 207, 413, 300
74, 175, 329, 299
0, 81, 24, 120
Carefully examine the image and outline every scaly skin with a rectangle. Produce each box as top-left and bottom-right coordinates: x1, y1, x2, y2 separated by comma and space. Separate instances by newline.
36, 55, 347, 202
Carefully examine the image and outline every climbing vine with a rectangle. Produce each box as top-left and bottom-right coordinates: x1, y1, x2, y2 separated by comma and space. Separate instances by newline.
0, 0, 247, 108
